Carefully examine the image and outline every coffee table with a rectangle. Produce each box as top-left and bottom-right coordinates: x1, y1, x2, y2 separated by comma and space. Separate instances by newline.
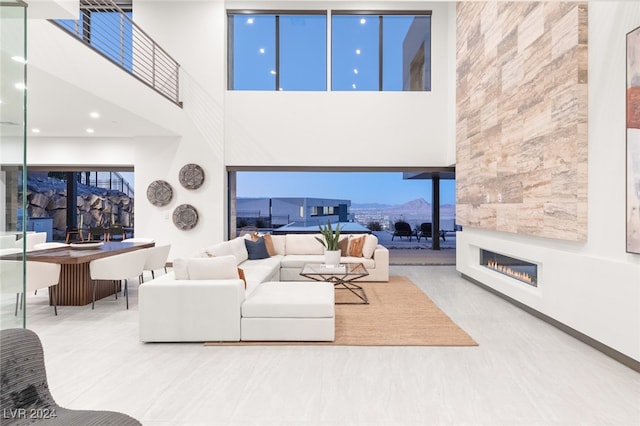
300, 263, 369, 304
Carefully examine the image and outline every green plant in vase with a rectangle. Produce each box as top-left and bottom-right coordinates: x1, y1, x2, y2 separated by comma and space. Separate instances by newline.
316, 220, 343, 266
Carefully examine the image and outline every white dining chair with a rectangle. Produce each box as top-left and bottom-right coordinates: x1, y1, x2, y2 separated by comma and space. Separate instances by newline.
33, 242, 69, 250
15, 232, 48, 251
0, 260, 61, 316
122, 237, 155, 244
89, 249, 148, 309
26, 262, 62, 315
141, 244, 171, 281
0, 235, 16, 249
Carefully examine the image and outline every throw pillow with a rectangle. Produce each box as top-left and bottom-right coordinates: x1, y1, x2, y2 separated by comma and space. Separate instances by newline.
187, 255, 239, 280
362, 234, 379, 259
338, 237, 349, 256
262, 233, 277, 256
173, 258, 189, 279
237, 267, 247, 288
348, 235, 366, 257
244, 237, 270, 260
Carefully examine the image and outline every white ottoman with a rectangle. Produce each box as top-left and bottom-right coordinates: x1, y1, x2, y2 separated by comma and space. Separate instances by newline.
241, 281, 335, 341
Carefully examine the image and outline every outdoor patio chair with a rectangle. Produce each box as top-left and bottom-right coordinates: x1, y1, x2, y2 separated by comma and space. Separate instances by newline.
392, 221, 416, 241
87, 226, 107, 241
0, 328, 142, 425
107, 224, 126, 241
417, 222, 433, 242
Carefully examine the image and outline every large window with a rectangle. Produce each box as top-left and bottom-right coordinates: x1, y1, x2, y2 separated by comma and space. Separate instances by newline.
228, 10, 431, 92
331, 13, 431, 91
228, 12, 327, 91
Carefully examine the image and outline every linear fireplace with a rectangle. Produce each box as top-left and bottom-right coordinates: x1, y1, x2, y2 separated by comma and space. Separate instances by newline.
480, 249, 538, 287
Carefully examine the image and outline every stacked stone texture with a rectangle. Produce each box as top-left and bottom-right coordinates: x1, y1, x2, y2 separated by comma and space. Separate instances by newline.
26, 177, 134, 240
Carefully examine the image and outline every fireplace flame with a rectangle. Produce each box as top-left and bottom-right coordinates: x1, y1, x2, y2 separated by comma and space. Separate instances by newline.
486, 259, 534, 284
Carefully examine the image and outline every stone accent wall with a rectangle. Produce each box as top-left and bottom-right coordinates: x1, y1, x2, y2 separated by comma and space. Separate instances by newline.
456, 2, 588, 241
26, 177, 134, 240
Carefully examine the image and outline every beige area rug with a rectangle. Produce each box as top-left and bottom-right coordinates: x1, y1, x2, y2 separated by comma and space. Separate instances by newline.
205, 276, 477, 347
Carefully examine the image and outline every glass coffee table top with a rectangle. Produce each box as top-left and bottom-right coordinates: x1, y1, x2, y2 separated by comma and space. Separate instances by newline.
300, 263, 369, 304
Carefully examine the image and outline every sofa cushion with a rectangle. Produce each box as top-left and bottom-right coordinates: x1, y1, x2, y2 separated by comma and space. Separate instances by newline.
285, 234, 324, 255
242, 282, 334, 318
245, 237, 270, 260
206, 237, 249, 265
348, 235, 366, 257
173, 258, 189, 279
362, 234, 378, 259
187, 255, 239, 280
262, 233, 277, 256
229, 237, 249, 264
279, 255, 327, 269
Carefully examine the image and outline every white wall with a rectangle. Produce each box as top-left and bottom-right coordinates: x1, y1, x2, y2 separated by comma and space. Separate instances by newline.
457, 2, 640, 362
225, 2, 455, 168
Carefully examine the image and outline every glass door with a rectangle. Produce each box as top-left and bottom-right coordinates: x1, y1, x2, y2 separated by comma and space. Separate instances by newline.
1, 1, 27, 329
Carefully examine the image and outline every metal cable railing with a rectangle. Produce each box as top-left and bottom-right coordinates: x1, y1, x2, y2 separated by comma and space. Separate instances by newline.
51, 0, 181, 107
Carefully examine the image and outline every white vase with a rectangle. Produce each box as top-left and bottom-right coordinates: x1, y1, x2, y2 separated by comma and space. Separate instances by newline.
324, 249, 341, 266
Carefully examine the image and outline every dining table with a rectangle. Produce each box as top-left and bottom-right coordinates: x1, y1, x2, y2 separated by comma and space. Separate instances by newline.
0, 241, 154, 306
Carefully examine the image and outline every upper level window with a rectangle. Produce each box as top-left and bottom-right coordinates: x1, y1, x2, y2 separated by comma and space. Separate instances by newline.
228, 12, 327, 91
227, 10, 430, 92
331, 12, 431, 91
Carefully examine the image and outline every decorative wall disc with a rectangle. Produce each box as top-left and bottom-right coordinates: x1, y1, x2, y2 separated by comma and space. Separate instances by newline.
146, 180, 173, 207
179, 163, 205, 190
172, 204, 198, 230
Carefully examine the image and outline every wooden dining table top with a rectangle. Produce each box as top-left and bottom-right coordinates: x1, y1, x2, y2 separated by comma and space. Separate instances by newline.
0, 241, 154, 265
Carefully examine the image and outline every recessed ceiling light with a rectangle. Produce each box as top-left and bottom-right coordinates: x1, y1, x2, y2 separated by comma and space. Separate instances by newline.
90, 112, 100, 118
360, 18, 366, 25
356, 49, 361, 55
247, 18, 254, 24
31, 128, 40, 133
270, 70, 276, 75
11, 56, 26, 63
352, 83, 357, 89
259, 48, 265, 54
86, 128, 95, 133
14, 83, 26, 90
354, 68, 359, 75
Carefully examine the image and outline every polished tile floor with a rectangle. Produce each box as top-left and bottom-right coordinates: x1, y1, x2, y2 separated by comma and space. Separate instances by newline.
6, 266, 640, 425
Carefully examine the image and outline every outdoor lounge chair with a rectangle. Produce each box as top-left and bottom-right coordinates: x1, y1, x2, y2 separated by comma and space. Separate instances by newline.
392, 221, 416, 241
417, 222, 433, 242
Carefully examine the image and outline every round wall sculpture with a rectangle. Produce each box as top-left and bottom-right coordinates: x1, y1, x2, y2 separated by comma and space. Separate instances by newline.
172, 204, 199, 230
146, 180, 173, 207
179, 163, 205, 190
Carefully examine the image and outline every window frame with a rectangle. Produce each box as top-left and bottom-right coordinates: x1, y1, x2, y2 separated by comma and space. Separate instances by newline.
227, 10, 327, 91
330, 10, 432, 91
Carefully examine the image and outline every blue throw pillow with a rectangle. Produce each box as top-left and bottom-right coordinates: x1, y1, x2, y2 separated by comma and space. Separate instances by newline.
244, 237, 270, 260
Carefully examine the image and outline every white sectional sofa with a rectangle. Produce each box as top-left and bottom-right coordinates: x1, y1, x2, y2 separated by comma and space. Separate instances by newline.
139, 233, 388, 342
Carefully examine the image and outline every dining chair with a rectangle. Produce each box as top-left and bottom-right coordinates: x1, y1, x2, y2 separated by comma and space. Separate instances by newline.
141, 244, 171, 281
107, 224, 126, 241
89, 249, 148, 309
87, 226, 107, 241
15, 232, 47, 251
122, 237, 155, 243
0, 260, 61, 316
34, 242, 69, 250
26, 262, 62, 315
0, 328, 142, 425
0, 234, 16, 249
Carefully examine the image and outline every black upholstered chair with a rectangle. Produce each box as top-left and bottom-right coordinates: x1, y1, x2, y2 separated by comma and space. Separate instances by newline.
392, 221, 416, 241
417, 222, 433, 242
0, 328, 141, 425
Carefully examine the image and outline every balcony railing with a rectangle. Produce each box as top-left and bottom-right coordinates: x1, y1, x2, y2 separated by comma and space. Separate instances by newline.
51, 0, 181, 107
